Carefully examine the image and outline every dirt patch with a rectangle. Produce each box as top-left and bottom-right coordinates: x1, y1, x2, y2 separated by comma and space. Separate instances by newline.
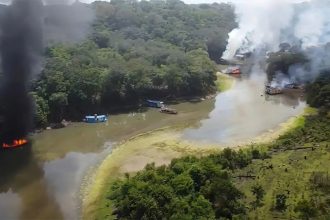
118, 147, 180, 173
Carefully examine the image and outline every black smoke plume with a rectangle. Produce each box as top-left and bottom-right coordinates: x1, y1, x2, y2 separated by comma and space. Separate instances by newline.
0, 0, 43, 143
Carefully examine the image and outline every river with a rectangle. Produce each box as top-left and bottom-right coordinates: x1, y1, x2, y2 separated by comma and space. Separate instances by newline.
0, 76, 305, 220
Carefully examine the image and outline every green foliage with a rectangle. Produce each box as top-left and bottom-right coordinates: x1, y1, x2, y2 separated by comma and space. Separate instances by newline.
251, 184, 265, 209
294, 199, 317, 220
108, 149, 252, 219
233, 111, 330, 219
272, 115, 330, 149
31, 92, 49, 127
49, 92, 68, 122
306, 71, 330, 110
275, 194, 287, 211
34, 0, 235, 123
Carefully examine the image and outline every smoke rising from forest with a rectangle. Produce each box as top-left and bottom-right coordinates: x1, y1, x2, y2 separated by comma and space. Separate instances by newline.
223, 0, 330, 59
222, 0, 330, 84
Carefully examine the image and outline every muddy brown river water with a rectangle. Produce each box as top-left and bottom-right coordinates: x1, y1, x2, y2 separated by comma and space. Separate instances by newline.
0, 76, 305, 220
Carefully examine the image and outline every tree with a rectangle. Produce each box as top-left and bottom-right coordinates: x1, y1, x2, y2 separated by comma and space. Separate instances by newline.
275, 194, 287, 211
251, 149, 261, 159
171, 174, 194, 196
31, 93, 49, 127
49, 92, 68, 122
109, 153, 247, 220
294, 199, 317, 220
251, 184, 265, 209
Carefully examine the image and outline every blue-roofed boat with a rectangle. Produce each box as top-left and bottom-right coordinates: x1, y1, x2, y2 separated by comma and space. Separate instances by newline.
84, 114, 108, 123
146, 100, 164, 108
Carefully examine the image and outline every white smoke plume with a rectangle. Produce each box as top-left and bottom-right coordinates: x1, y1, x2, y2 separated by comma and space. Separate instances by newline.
222, 0, 330, 60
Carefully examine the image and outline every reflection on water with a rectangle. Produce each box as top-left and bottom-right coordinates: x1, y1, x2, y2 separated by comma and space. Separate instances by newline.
0, 145, 63, 220
43, 152, 99, 220
0, 145, 111, 220
0, 189, 21, 220
183, 75, 306, 145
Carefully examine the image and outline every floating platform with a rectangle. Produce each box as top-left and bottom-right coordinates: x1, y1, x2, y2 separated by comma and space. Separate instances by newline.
84, 115, 107, 123
265, 86, 282, 95
146, 100, 164, 108
160, 107, 178, 114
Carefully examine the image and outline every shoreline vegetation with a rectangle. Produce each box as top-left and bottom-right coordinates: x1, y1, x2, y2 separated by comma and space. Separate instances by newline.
82, 70, 330, 219
81, 99, 312, 219
34, 71, 228, 132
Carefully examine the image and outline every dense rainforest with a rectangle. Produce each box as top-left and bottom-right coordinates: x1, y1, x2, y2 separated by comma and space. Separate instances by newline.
31, 0, 236, 126
106, 75, 330, 219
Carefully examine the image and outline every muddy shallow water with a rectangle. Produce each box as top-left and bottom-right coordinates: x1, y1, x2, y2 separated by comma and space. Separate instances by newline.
183, 75, 306, 145
0, 76, 305, 220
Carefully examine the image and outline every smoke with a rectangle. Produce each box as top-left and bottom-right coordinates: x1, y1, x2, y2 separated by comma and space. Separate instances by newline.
222, 0, 330, 84
0, 0, 43, 142
222, 0, 295, 59
0, 0, 95, 44
43, 0, 95, 43
0, 0, 94, 142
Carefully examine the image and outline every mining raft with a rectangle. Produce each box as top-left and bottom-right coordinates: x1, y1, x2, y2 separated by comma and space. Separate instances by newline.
84, 114, 108, 123
146, 99, 178, 114
225, 66, 241, 75
265, 85, 282, 95
159, 107, 178, 114
146, 100, 164, 108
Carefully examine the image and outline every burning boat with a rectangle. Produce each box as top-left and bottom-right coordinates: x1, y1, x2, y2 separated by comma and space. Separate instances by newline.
0, 0, 43, 151
225, 66, 241, 75
1, 138, 29, 150
265, 85, 282, 95
284, 83, 302, 89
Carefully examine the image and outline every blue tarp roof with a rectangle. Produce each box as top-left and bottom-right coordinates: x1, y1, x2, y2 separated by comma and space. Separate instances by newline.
85, 115, 106, 119
146, 100, 163, 103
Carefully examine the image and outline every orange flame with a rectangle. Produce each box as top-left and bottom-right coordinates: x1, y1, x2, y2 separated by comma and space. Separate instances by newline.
2, 139, 28, 148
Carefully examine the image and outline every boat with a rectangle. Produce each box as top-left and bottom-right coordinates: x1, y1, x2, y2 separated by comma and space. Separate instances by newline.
2, 138, 29, 149
160, 107, 178, 114
265, 85, 282, 95
84, 114, 107, 123
146, 100, 164, 108
284, 83, 301, 89
225, 66, 241, 75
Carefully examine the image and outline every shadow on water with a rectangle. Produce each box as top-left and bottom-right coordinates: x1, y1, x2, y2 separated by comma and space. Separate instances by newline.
0, 144, 63, 220
0, 142, 107, 220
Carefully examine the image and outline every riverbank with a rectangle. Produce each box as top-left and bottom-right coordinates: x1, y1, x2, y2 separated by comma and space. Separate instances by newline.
216, 71, 235, 92
81, 127, 219, 219
235, 111, 330, 219
81, 104, 312, 220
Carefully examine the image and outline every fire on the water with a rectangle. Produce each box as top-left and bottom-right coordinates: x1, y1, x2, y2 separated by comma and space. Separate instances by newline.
2, 139, 28, 148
